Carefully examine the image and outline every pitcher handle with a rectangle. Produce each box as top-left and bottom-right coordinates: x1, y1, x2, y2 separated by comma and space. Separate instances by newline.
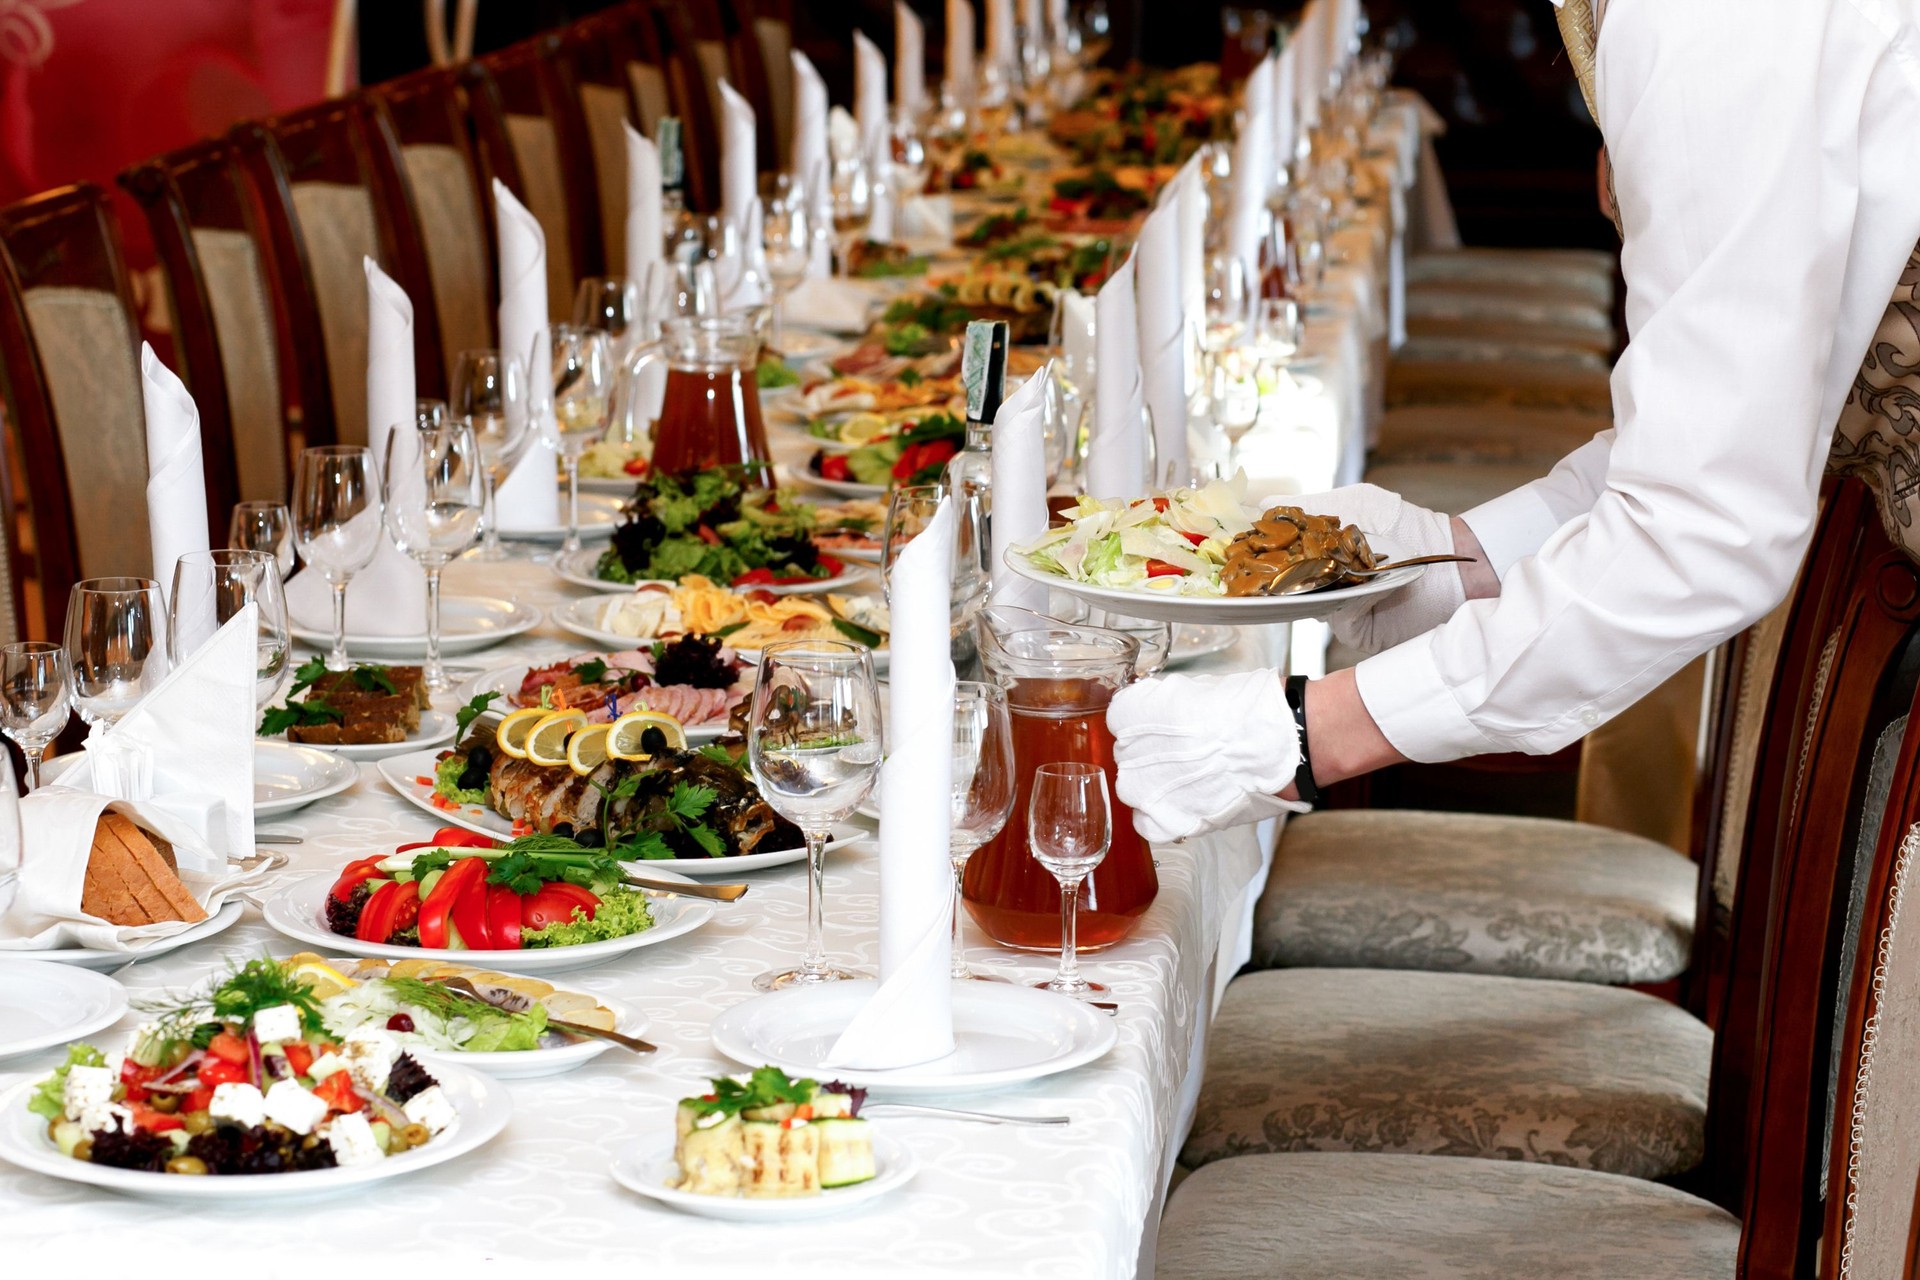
611, 340, 667, 445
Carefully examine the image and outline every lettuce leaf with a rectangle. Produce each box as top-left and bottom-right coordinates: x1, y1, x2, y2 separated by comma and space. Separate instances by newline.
28, 1043, 105, 1121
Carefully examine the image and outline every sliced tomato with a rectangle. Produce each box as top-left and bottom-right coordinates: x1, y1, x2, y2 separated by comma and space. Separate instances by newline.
417, 856, 489, 949
183, 1086, 214, 1115
329, 857, 386, 902
521, 883, 601, 931
195, 1056, 246, 1089
282, 1042, 315, 1077
623, 456, 649, 476
816, 553, 844, 576
485, 885, 523, 950
206, 1031, 250, 1066
396, 827, 498, 853
1151, 497, 1171, 513
312, 1071, 363, 1114
450, 874, 494, 950
357, 880, 421, 945
1145, 559, 1187, 578
129, 1104, 185, 1134
1180, 531, 1208, 546
695, 524, 723, 546
732, 567, 775, 588
818, 453, 852, 482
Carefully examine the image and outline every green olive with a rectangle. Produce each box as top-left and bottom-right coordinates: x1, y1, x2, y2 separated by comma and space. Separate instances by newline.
164, 1156, 209, 1176
72, 1138, 93, 1162
46, 1119, 60, 1141
180, 1111, 213, 1135
147, 1093, 180, 1114
400, 1123, 431, 1148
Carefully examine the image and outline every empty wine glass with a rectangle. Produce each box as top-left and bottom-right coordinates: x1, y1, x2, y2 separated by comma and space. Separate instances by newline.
882, 483, 990, 628
1203, 253, 1253, 355
531, 325, 614, 554
169, 549, 290, 709
449, 349, 530, 562
1209, 348, 1263, 479
1252, 295, 1303, 369
0, 641, 71, 790
747, 640, 884, 990
227, 501, 294, 580
949, 681, 1015, 980
890, 109, 931, 200
63, 577, 169, 727
572, 276, 645, 358
1028, 761, 1112, 998
384, 413, 485, 693
831, 151, 872, 277
291, 445, 382, 671
761, 187, 812, 351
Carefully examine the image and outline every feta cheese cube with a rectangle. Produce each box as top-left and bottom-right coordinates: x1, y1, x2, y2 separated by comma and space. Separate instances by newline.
62, 1065, 115, 1124
325, 1111, 384, 1167
307, 1051, 348, 1082
209, 1082, 267, 1129
401, 1085, 456, 1136
262, 1080, 329, 1136
341, 1027, 399, 1094
251, 1004, 304, 1044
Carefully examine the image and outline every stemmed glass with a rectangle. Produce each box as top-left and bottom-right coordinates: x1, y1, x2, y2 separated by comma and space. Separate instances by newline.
883, 483, 989, 623
747, 640, 884, 990
830, 151, 872, 277
1028, 761, 1112, 998
1203, 253, 1254, 356
228, 501, 294, 581
531, 325, 614, 555
571, 276, 645, 358
948, 681, 1015, 980
383, 413, 485, 692
291, 445, 382, 671
761, 187, 812, 351
63, 577, 169, 728
449, 349, 530, 562
0, 641, 71, 790
1209, 348, 1264, 479
169, 549, 291, 710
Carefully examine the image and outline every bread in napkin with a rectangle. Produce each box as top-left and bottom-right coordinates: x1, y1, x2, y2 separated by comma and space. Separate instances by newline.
82, 812, 207, 926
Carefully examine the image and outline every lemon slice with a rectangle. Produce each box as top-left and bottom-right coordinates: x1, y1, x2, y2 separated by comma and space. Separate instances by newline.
607, 709, 688, 760
567, 723, 612, 775
495, 707, 548, 760
526, 709, 589, 768
838, 413, 892, 445
288, 959, 358, 1000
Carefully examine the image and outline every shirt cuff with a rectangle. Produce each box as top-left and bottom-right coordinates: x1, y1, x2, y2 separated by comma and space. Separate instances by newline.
1461, 485, 1565, 581
1353, 635, 1501, 764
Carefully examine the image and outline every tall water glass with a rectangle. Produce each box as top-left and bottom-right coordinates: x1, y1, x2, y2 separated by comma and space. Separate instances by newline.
747, 640, 884, 990
949, 682, 1015, 979
761, 187, 812, 350
1203, 253, 1253, 355
830, 151, 872, 276
63, 577, 169, 727
228, 501, 294, 580
384, 414, 485, 692
531, 325, 614, 554
449, 349, 529, 562
168, 549, 290, 708
1028, 761, 1112, 997
291, 445, 382, 671
0, 641, 71, 790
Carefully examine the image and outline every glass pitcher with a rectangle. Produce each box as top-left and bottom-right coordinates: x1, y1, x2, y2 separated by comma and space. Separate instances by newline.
962, 605, 1158, 951
624, 314, 772, 482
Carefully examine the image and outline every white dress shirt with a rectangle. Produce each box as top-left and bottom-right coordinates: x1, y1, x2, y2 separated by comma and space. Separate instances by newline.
1355, 0, 1920, 762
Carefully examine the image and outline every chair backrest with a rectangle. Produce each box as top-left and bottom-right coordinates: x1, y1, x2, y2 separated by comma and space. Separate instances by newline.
120, 139, 292, 509
644, 0, 724, 213
712, 0, 779, 172
0, 184, 149, 637
552, 13, 653, 279
737, 0, 794, 167
598, 1, 674, 138
368, 66, 497, 379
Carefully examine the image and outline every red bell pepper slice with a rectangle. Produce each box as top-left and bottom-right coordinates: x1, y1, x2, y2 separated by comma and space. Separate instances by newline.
329, 857, 386, 902
312, 1072, 364, 1114
485, 885, 523, 950
417, 856, 490, 949
356, 880, 400, 944
450, 872, 494, 951
395, 827, 498, 853
732, 568, 776, 587
1145, 560, 1186, 578
130, 1105, 184, 1134
283, 1042, 315, 1077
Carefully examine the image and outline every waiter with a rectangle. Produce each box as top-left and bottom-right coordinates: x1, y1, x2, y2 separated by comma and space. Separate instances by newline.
1110, 0, 1920, 841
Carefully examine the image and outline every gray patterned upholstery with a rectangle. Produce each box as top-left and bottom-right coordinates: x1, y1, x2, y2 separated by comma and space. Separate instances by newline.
190, 227, 286, 501
504, 114, 574, 319
1405, 310, 1615, 356
402, 144, 492, 375
1363, 459, 1553, 516
1254, 810, 1697, 983
1373, 404, 1610, 468
1394, 336, 1611, 370
1181, 969, 1710, 1179
578, 83, 633, 277
288, 181, 377, 446
1159, 1153, 1737, 1279
1408, 246, 1617, 296
1386, 357, 1614, 414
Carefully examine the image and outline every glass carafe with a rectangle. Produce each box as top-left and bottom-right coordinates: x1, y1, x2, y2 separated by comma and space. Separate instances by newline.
627, 314, 772, 481
962, 606, 1158, 951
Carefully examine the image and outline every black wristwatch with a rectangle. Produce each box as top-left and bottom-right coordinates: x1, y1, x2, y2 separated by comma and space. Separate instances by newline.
1284, 675, 1323, 806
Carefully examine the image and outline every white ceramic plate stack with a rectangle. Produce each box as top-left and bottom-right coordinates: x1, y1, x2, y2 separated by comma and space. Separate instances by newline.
611, 1129, 918, 1221
289, 596, 541, 660
0, 962, 129, 1058
496, 492, 627, 541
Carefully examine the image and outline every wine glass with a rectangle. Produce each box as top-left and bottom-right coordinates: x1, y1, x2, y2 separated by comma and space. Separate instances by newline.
1203, 253, 1253, 355
291, 445, 382, 671
890, 109, 931, 201
0, 641, 71, 790
1253, 295, 1303, 370
1028, 761, 1111, 998
449, 349, 530, 562
882, 483, 990, 628
747, 640, 885, 990
227, 501, 294, 581
949, 681, 1015, 980
531, 325, 614, 555
168, 549, 291, 709
761, 186, 812, 351
1209, 348, 1263, 479
830, 151, 872, 277
572, 276, 645, 358
384, 413, 485, 693
63, 577, 169, 727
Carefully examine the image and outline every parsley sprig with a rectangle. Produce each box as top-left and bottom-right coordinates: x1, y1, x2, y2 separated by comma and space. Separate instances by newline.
687, 1066, 819, 1120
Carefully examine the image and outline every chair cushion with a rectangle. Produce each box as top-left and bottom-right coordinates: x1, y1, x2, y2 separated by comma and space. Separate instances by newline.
1405, 311, 1615, 355
1395, 336, 1611, 370
1180, 969, 1710, 1179
1159, 1153, 1737, 1280
1386, 358, 1614, 414
1372, 404, 1610, 469
1255, 810, 1696, 984
1363, 461, 1552, 516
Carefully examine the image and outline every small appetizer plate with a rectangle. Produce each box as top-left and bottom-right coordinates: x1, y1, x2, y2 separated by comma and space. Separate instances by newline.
289, 596, 541, 660
43, 743, 357, 818
553, 546, 867, 597
265, 708, 458, 763
1003, 552, 1428, 627
0, 962, 129, 1059
8, 901, 245, 973
610, 1129, 917, 1222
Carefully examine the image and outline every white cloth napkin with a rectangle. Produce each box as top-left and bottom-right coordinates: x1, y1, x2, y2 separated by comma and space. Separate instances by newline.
1173, 155, 1207, 335
895, 1, 926, 114
855, 30, 889, 157
1059, 287, 1096, 393
826, 500, 955, 1070
945, 0, 976, 99
1273, 41, 1299, 173
492, 180, 561, 527
1087, 251, 1146, 499
141, 343, 208, 603
719, 78, 757, 232
984, 0, 1015, 73
900, 195, 955, 248
1296, 0, 1325, 128
790, 52, 835, 280
866, 133, 896, 245
1134, 204, 1188, 483
286, 259, 428, 634
989, 364, 1053, 610
625, 122, 663, 276
783, 277, 877, 333
1229, 56, 1275, 286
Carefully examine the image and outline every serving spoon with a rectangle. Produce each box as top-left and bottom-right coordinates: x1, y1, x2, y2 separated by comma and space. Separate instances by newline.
620, 873, 750, 903
1263, 553, 1479, 597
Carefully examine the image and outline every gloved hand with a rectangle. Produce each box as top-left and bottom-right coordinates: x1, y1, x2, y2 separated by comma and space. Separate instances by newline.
1108, 669, 1311, 843
1264, 483, 1468, 655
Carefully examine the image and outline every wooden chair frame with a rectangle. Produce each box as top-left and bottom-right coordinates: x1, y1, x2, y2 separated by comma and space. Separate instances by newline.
642, 0, 725, 213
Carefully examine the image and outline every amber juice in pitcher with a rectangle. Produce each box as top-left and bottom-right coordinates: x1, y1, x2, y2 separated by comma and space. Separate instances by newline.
632, 315, 774, 482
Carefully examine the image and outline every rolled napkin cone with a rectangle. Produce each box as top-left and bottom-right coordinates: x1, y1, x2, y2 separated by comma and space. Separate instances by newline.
492, 180, 561, 527
719, 79, 758, 233
1229, 56, 1275, 287
1273, 41, 1299, 172
854, 30, 889, 159
791, 52, 835, 280
825, 499, 956, 1070
866, 133, 895, 245
945, 0, 976, 99
625, 122, 663, 274
984, 0, 1015, 72
1134, 204, 1189, 482
989, 364, 1055, 609
140, 343, 209, 617
1087, 251, 1146, 499
895, 1, 926, 114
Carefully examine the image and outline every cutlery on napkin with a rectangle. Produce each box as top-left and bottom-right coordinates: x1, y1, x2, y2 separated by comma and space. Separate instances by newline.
491, 180, 561, 527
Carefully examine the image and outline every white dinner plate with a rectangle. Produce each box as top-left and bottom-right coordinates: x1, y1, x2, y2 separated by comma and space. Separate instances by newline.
42, 742, 358, 817
452, 653, 735, 745
793, 470, 889, 500
0, 1059, 510, 1200
0, 962, 129, 1060
553, 545, 867, 597
709, 980, 1117, 1095
265, 708, 457, 762
290, 596, 541, 660
373, 748, 857, 876
498, 492, 626, 541
1168, 624, 1238, 667
1002, 552, 1428, 626
771, 329, 842, 358
4, 901, 246, 974
261, 870, 715, 975
546, 601, 889, 676
576, 474, 644, 496
610, 1128, 917, 1222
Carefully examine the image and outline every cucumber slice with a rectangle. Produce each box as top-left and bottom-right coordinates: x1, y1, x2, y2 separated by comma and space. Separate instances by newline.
814, 1118, 876, 1188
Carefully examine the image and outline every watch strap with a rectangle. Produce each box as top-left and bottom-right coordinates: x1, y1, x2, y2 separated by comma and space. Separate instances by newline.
1285, 675, 1323, 807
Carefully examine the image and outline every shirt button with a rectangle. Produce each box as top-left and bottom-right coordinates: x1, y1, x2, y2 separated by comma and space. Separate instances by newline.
1580, 710, 1599, 727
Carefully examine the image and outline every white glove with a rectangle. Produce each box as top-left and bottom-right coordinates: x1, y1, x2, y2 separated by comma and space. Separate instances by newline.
1265, 483, 1468, 655
1108, 669, 1312, 843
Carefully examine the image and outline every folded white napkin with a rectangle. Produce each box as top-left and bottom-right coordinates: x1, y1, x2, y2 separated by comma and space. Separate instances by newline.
900, 194, 955, 248
719, 78, 757, 233
1087, 251, 1146, 499
984, 0, 1015, 72
1134, 205, 1188, 483
141, 343, 208, 609
826, 499, 955, 1070
1171, 156, 1208, 392
990, 364, 1053, 609
896, 1, 926, 114
784, 277, 876, 334
1273, 41, 1299, 173
790, 51, 835, 280
1296, 1, 1325, 128
945, 0, 976, 99
1229, 56, 1275, 286
625, 122, 663, 277
866, 133, 896, 245
492, 181, 561, 527
855, 30, 889, 158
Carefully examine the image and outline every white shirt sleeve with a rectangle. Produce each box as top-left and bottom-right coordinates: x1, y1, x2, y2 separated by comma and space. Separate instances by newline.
1354, 0, 1914, 762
